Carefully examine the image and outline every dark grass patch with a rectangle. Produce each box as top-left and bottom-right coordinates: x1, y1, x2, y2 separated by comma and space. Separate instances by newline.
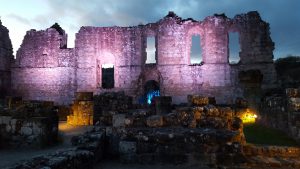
243, 123, 299, 147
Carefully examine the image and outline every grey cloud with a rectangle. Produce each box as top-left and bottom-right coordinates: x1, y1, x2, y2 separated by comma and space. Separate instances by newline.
6, 14, 31, 25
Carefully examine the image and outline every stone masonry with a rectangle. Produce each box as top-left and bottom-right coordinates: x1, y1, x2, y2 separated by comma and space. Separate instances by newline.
0, 20, 13, 98
6, 11, 277, 105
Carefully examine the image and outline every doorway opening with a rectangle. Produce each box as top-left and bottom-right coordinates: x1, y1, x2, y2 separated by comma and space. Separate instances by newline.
144, 80, 160, 104
102, 64, 114, 89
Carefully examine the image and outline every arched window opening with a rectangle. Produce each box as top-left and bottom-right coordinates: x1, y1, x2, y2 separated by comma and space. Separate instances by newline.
229, 32, 241, 64
146, 37, 156, 64
190, 35, 203, 64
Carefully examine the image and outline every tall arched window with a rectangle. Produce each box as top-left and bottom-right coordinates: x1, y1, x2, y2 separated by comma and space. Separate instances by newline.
146, 37, 156, 64
190, 35, 202, 64
229, 32, 241, 64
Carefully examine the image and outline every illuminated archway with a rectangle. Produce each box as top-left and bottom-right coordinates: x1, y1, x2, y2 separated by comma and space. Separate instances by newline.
144, 80, 160, 104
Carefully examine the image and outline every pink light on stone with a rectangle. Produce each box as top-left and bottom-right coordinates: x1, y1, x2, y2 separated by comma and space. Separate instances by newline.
99, 51, 115, 65
9, 11, 276, 105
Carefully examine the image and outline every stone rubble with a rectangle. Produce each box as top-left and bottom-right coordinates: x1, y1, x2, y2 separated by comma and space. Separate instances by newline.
0, 98, 58, 148
6, 126, 105, 169
4, 91, 300, 169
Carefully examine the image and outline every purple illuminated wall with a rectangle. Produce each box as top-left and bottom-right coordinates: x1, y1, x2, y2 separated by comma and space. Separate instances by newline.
10, 11, 276, 104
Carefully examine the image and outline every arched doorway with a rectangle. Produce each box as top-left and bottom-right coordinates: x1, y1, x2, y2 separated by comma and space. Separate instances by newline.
143, 80, 160, 104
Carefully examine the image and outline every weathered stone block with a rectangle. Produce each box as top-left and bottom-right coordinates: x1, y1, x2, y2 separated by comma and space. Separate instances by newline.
192, 107, 204, 122
119, 141, 137, 154
75, 92, 93, 101
288, 98, 300, 112
187, 95, 209, 106
163, 113, 179, 126
218, 107, 233, 118
204, 104, 219, 116
21, 126, 33, 135
112, 114, 126, 127
286, 88, 300, 98
67, 100, 94, 126
176, 107, 196, 128
130, 109, 152, 117
146, 115, 163, 127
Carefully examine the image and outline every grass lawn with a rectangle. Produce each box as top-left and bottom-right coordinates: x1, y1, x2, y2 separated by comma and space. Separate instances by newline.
243, 123, 299, 147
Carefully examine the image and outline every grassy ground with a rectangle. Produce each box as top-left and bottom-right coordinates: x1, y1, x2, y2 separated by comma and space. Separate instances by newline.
243, 123, 299, 147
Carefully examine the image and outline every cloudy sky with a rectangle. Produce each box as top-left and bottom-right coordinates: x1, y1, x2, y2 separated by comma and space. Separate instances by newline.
1, 0, 299, 61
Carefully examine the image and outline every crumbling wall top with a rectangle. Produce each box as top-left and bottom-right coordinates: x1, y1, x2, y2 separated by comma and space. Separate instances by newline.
0, 20, 13, 69
15, 23, 72, 68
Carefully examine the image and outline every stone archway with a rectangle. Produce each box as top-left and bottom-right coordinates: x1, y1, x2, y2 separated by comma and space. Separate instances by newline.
144, 80, 160, 104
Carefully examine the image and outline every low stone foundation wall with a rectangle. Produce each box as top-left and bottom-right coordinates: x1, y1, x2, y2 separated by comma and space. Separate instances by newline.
0, 98, 58, 148
5, 127, 105, 169
0, 116, 57, 148
114, 128, 244, 165
5, 125, 300, 169
94, 91, 133, 125
98, 94, 247, 166
4, 92, 300, 168
242, 144, 300, 168
243, 144, 300, 158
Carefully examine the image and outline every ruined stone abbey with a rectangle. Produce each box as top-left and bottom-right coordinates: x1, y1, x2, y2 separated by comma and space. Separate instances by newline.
0, 11, 276, 105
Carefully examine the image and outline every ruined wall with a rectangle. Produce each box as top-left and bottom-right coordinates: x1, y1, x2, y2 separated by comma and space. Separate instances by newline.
10, 11, 277, 105
231, 11, 277, 88
75, 26, 143, 95
11, 27, 75, 104
75, 11, 275, 104
0, 20, 13, 98
155, 14, 236, 103
259, 88, 300, 142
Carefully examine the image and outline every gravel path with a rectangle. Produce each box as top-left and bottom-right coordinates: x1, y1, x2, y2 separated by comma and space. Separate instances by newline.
0, 121, 92, 168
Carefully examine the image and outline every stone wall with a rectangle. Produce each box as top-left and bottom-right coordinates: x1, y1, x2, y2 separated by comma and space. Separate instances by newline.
0, 116, 57, 148
0, 20, 13, 98
10, 11, 277, 105
6, 127, 105, 169
0, 100, 58, 148
259, 88, 300, 142
11, 27, 76, 104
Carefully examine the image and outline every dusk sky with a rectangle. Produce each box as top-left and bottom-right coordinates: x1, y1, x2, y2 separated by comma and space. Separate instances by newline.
1, 0, 299, 61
